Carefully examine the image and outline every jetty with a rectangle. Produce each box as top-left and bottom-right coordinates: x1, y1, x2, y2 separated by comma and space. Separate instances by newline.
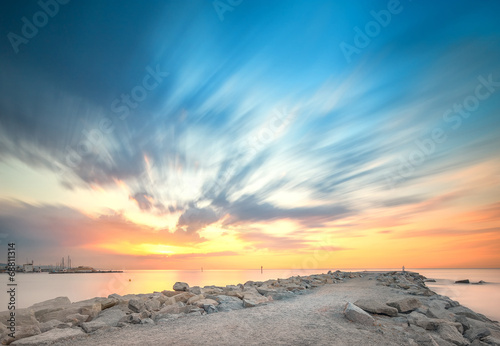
49, 265, 123, 274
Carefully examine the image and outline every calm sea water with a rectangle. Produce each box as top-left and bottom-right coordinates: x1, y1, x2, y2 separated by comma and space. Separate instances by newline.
1, 268, 499, 321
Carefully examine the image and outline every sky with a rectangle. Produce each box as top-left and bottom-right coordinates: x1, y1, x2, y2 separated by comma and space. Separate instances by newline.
0, 0, 499, 270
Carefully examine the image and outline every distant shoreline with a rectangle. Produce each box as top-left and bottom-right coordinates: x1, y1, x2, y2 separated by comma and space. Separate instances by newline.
48, 270, 124, 274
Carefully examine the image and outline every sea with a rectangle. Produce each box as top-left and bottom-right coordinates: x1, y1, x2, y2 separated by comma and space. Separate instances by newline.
2, 268, 499, 321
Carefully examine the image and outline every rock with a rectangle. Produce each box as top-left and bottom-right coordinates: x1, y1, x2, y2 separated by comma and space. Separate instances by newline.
187, 295, 204, 305
173, 282, 189, 292
81, 309, 126, 333
0, 308, 39, 326
81, 320, 108, 333
28, 297, 71, 321
354, 299, 398, 317
343, 302, 375, 326
98, 298, 119, 310
2, 325, 41, 345
258, 288, 294, 301
455, 279, 470, 284
10, 328, 85, 345
140, 318, 155, 325
387, 297, 421, 313
161, 290, 179, 297
405, 325, 441, 346
128, 299, 145, 313
194, 299, 219, 308
455, 315, 471, 332
481, 336, 500, 345
65, 313, 89, 325
470, 340, 489, 346
425, 279, 437, 282
144, 298, 161, 312
438, 324, 469, 346
93, 309, 126, 326
242, 292, 268, 308
464, 327, 491, 342
156, 303, 190, 315
189, 286, 203, 295
81, 308, 126, 333
39, 320, 64, 333
225, 291, 244, 299
448, 306, 491, 322
407, 311, 462, 333
202, 305, 218, 314
36, 301, 101, 323
216, 296, 244, 312
172, 292, 195, 303
426, 301, 456, 321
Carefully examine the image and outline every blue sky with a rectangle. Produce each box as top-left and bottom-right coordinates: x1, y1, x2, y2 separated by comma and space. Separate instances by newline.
0, 0, 499, 269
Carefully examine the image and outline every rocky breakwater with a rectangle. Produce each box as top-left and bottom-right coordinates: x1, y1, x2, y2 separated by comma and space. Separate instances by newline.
0, 271, 352, 345
344, 271, 500, 346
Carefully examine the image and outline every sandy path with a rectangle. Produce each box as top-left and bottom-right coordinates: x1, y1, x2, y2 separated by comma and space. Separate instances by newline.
55, 277, 412, 346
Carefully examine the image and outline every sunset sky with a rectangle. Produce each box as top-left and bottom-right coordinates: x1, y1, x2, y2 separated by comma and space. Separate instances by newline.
0, 0, 499, 269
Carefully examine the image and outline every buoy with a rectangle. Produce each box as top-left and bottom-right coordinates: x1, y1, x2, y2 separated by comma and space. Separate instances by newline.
129, 279, 131, 282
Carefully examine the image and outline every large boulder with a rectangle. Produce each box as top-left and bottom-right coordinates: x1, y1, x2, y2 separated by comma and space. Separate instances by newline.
464, 327, 491, 342
0, 309, 38, 326
65, 313, 89, 326
187, 295, 204, 305
81, 308, 126, 333
405, 325, 443, 346
1, 325, 42, 345
161, 290, 179, 297
448, 306, 492, 323
10, 328, 84, 345
216, 296, 244, 312
438, 324, 469, 346
97, 298, 119, 310
426, 301, 456, 321
0, 309, 41, 344
189, 287, 203, 295
387, 297, 421, 313
35, 300, 100, 323
173, 282, 189, 292
407, 311, 462, 333
193, 299, 218, 308
172, 292, 195, 304
28, 297, 71, 321
144, 298, 161, 312
354, 299, 398, 317
242, 291, 268, 308
156, 302, 190, 316
128, 299, 145, 313
81, 321, 108, 334
256, 287, 294, 301
344, 302, 375, 326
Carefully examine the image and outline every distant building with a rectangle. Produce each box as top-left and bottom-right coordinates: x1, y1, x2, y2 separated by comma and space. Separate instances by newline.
23, 263, 34, 272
